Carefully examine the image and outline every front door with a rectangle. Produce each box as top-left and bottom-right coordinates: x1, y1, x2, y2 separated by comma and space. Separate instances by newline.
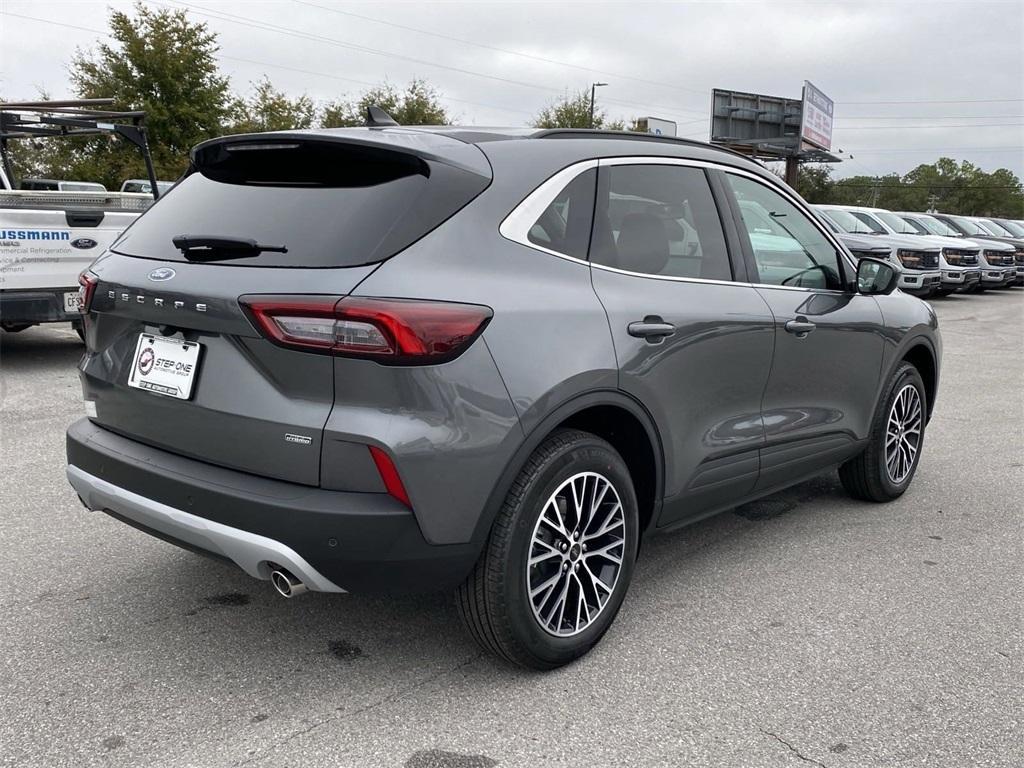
588, 159, 775, 527
718, 171, 885, 492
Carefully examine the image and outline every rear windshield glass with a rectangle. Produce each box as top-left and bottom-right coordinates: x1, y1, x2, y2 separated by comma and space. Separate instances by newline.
113, 140, 488, 268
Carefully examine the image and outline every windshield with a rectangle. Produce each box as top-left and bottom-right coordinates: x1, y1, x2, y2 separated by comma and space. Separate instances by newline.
850, 211, 887, 234
819, 208, 874, 234
976, 219, 1008, 237
949, 215, 987, 235
899, 216, 930, 235
996, 219, 1024, 237
875, 210, 918, 235
914, 214, 958, 237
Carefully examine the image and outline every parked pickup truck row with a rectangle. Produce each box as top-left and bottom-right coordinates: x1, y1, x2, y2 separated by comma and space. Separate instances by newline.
814, 205, 1022, 296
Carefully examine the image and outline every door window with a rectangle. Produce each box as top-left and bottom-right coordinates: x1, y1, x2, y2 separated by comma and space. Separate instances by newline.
726, 174, 845, 290
590, 164, 732, 281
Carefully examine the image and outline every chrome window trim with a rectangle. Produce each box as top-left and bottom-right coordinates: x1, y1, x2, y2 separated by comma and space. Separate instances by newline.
498, 155, 856, 293
498, 159, 600, 264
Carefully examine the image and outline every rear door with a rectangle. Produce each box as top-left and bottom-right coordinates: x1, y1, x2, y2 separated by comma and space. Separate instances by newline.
80, 134, 490, 486
717, 171, 885, 492
587, 158, 775, 527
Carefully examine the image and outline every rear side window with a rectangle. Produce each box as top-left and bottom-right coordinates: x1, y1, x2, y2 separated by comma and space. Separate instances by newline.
527, 168, 596, 259
113, 140, 489, 268
590, 164, 732, 281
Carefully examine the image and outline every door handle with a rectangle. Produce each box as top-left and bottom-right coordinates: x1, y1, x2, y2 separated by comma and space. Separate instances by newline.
628, 318, 676, 340
784, 318, 816, 337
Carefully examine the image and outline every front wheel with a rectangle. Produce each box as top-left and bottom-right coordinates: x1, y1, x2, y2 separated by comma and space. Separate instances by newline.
840, 362, 927, 502
456, 429, 639, 669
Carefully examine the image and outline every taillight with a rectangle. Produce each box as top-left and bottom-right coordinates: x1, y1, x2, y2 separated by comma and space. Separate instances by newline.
368, 445, 411, 508
239, 295, 492, 364
77, 271, 98, 314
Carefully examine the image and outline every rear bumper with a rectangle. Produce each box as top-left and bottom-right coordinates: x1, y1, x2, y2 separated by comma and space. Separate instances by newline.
65, 418, 480, 593
0, 287, 80, 325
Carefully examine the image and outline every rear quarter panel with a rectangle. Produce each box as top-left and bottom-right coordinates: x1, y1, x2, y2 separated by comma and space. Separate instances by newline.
349, 151, 618, 545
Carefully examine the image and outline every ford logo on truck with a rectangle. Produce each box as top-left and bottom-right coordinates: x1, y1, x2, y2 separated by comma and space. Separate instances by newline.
71, 238, 98, 250
148, 267, 176, 281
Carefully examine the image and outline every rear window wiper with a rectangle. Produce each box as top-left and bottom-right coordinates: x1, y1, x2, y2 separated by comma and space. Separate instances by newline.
172, 235, 288, 262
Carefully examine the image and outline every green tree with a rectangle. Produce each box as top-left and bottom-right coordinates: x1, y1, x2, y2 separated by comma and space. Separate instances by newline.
792, 164, 834, 203
531, 89, 613, 129
230, 77, 315, 133
321, 80, 450, 128
68, 2, 232, 187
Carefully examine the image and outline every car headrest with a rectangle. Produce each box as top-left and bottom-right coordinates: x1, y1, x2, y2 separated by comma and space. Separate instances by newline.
617, 213, 669, 275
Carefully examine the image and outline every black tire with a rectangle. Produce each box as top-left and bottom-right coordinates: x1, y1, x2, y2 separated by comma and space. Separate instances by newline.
456, 428, 639, 670
839, 362, 927, 502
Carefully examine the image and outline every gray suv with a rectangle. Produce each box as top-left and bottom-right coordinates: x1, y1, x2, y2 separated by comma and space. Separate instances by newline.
66, 123, 941, 669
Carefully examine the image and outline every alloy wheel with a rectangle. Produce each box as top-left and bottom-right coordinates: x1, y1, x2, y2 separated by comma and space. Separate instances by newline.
526, 472, 626, 637
886, 383, 923, 484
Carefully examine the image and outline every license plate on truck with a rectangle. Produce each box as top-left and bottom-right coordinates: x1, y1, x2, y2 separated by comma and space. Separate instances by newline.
127, 334, 202, 400
63, 291, 80, 313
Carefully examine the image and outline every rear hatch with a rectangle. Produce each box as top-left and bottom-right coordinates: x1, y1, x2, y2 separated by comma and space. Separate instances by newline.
80, 130, 490, 485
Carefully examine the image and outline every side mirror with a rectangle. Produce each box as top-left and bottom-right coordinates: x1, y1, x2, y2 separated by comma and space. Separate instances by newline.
857, 257, 901, 295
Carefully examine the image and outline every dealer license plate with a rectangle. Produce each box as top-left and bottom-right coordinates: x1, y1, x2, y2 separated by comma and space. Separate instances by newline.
127, 334, 202, 400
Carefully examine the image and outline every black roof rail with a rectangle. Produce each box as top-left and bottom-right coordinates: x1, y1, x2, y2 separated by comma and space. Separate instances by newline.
530, 128, 760, 165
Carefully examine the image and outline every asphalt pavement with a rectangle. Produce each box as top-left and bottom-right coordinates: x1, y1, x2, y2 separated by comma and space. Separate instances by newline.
1, 289, 1021, 768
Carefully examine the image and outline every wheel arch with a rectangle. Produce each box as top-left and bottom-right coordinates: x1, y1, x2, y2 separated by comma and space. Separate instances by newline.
900, 341, 938, 421
470, 390, 666, 547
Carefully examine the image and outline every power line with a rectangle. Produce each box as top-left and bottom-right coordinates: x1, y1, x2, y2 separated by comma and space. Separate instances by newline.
292, 0, 711, 105
837, 122, 1024, 131
157, 1, 706, 123
859, 146, 1024, 153
838, 114, 1024, 120
838, 98, 1024, 105
0, 9, 528, 118
831, 183, 1022, 189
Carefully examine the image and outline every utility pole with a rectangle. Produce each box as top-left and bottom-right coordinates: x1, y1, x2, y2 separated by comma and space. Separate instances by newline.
590, 82, 608, 129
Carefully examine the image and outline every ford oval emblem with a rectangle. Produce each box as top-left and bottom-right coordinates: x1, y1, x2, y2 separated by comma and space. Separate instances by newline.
148, 267, 176, 282
71, 238, 98, 250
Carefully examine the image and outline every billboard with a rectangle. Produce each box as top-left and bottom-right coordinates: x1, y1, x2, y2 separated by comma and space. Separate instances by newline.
799, 81, 834, 151
637, 116, 677, 137
709, 88, 803, 154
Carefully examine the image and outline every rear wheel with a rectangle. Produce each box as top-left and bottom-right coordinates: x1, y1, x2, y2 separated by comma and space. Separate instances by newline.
456, 429, 639, 669
840, 362, 926, 502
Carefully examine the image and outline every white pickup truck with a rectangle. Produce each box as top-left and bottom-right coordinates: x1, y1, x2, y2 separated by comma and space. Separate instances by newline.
0, 100, 160, 336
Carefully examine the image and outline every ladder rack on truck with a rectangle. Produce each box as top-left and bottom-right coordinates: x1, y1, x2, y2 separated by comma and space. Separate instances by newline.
0, 100, 162, 337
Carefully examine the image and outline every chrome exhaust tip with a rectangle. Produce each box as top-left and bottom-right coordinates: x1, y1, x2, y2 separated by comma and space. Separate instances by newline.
270, 567, 307, 598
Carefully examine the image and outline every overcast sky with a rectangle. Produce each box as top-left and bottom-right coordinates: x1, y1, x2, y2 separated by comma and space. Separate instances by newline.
2, 0, 1022, 178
